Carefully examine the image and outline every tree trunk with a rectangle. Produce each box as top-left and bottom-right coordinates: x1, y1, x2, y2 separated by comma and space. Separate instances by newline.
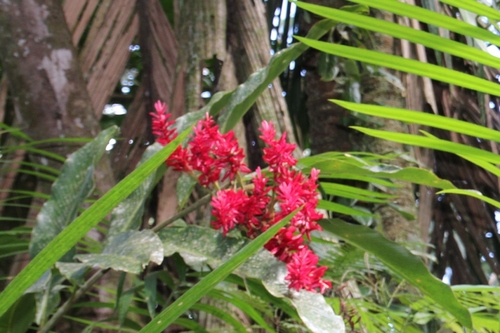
0, 0, 115, 191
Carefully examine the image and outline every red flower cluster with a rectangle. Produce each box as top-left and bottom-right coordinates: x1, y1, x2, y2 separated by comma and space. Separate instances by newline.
151, 102, 331, 293
150, 102, 249, 186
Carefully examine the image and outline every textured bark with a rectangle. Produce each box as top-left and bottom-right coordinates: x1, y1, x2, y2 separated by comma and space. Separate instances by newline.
361, 10, 417, 242
0, 0, 101, 143
398, 10, 436, 246
228, 0, 297, 150
300, 0, 356, 154
111, 0, 178, 179
0, 0, 115, 192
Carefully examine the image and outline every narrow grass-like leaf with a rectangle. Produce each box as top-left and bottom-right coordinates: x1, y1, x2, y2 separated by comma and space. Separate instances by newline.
437, 189, 500, 209
207, 289, 276, 333
191, 303, 249, 333
173, 318, 209, 333
349, 0, 500, 45
294, 1, 500, 69
219, 19, 336, 133
299, 158, 456, 190
295, 37, 500, 97
318, 200, 376, 217
428, 0, 500, 22
333, 100, 500, 143
321, 183, 396, 200
319, 218, 472, 328
0, 128, 190, 318
0, 293, 35, 333
351, 126, 500, 165
140, 209, 303, 333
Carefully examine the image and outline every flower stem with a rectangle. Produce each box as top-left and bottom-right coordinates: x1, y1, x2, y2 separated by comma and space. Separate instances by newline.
38, 268, 109, 333
152, 194, 212, 232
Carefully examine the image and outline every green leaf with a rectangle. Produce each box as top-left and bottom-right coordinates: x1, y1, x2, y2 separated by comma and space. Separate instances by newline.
191, 303, 249, 333
29, 126, 118, 259
294, 1, 500, 69
318, 199, 377, 217
321, 182, 396, 203
299, 157, 456, 190
207, 288, 276, 333
55, 262, 88, 285
349, 0, 500, 45
0, 128, 190, 318
172, 318, 209, 333
440, 0, 500, 20
144, 273, 160, 319
141, 208, 344, 333
0, 294, 35, 333
218, 19, 336, 133
26, 270, 65, 326
437, 189, 500, 209
157, 224, 345, 333
351, 126, 500, 165
295, 36, 500, 97
319, 218, 472, 328
176, 173, 197, 209
75, 230, 164, 275
333, 100, 500, 143
108, 144, 163, 237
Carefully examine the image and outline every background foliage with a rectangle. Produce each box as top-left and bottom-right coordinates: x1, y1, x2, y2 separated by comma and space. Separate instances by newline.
1, 0, 500, 332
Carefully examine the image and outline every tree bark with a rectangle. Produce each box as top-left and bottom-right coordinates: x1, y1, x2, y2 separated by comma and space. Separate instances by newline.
0, 0, 114, 192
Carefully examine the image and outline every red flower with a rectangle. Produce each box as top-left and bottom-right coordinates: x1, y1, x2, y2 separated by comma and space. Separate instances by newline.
211, 189, 250, 236
264, 226, 305, 262
150, 101, 177, 146
286, 247, 332, 293
151, 102, 331, 293
259, 121, 296, 171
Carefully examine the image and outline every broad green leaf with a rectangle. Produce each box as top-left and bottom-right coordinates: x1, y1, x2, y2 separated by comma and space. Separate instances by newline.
219, 19, 336, 133
333, 100, 500, 143
437, 189, 500, 209
156, 224, 345, 333
319, 218, 472, 328
0, 294, 35, 333
25, 270, 65, 326
295, 36, 500, 97
108, 144, 163, 237
75, 230, 163, 275
55, 262, 88, 285
29, 126, 118, 259
141, 212, 299, 333
349, 0, 500, 45
294, 1, 500, 69
0, 128, 190, 318
352, 126, 500, 165
176, 173, 197, 209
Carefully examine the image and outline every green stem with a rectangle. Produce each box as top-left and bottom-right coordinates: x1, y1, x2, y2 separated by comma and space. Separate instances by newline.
152, 193, 212, 232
